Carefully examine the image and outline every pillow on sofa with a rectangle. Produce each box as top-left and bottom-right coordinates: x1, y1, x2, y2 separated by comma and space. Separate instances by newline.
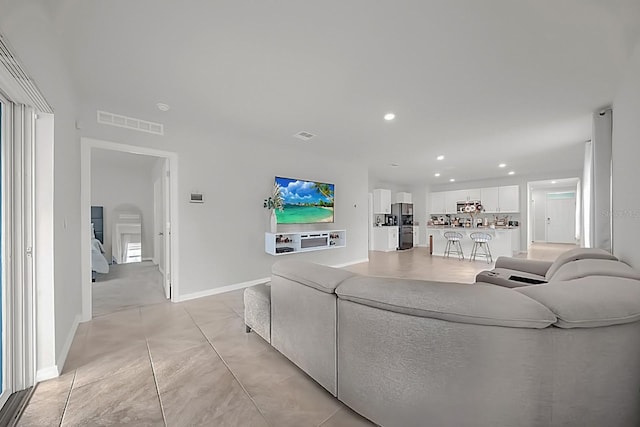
515, 276, 640, 328
545, 247, 617, 280
551, 259, 640, 282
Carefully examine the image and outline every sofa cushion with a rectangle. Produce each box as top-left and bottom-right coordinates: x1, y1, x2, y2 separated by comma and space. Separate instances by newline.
545, 247, 618, 280
515, 276, 640, 328
272, 260, 356, 293
336, 276, 556, 328
550, 259, 640, 282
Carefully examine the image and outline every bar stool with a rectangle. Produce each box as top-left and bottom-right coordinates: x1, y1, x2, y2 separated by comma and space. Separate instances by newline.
469, 232, 493, 263
443, 231, 464, 260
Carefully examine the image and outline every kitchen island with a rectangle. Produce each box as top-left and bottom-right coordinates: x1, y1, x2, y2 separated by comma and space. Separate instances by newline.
426, 226, 520, 260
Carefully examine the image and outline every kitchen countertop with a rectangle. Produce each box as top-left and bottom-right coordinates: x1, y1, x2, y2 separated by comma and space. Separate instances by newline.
426, 225, 519, 230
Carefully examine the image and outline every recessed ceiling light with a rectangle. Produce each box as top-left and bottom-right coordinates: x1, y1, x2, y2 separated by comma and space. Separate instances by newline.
156, 102, 170, 112
384, 113, 395, 121
551, 180, 557, 184
499, 163, 506, 168
389, 163, 399, 167
434, 173, 440, 177
508, 171, 515, 175
449, 178, 455, 182
437, 155, 445, 161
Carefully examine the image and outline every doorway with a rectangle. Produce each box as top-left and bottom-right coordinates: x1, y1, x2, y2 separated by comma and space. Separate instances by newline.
528, 178, 580, 245
80, 138, 179, 321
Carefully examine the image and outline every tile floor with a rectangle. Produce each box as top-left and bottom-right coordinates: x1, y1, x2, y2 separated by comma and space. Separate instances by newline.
92, 261, 167, 317
18, 244, 576, 426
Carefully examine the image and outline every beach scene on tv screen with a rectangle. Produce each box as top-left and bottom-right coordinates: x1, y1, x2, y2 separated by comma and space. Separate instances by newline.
275, 177, 334, 224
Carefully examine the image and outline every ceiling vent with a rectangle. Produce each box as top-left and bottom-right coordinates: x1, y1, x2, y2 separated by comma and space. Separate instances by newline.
97, 110, 164, 135
293, 131, 316, 141
0, 34, 53, 113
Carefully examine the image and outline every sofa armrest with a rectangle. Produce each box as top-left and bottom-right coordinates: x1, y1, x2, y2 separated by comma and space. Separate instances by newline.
494, 257, 553, 277
336, 276, 556, 329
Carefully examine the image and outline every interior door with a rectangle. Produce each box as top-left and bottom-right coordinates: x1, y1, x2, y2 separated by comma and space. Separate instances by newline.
162, 159, 171, 299
546, 195, 576, 243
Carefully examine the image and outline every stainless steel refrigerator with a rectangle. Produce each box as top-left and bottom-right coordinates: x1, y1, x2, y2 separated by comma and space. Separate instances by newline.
391, 203, 413, 250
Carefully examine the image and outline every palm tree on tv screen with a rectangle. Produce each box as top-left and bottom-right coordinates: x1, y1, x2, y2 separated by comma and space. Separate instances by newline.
312, 182, 334, 206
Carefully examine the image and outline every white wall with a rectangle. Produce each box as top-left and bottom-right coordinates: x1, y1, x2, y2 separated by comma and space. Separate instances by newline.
91, 151, 156, 262
1, 2, 82, 375
612, 40, 640, 269
79, 118, 370, 299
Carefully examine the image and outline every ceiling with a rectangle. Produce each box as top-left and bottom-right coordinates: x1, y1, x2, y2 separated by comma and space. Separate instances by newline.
48, 0, 640, 185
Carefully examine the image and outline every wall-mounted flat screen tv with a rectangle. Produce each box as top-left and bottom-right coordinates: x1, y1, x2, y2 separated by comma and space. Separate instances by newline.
274, 176, 334, 224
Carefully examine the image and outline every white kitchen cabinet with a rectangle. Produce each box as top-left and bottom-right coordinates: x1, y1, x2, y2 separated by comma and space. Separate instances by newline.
444, 190, 463, 214
499, 185, 520, 212
372, 226, 398, 252
465, 188, 482, 201
373, 189, 392, 214
481, 187, 500, 213
413, 226, 419, 247
395, 192, 413, 203
430, 192, 446, 214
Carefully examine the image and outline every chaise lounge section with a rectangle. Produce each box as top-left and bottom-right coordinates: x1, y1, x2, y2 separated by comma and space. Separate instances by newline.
251, 256, 640, 427
475, 247, 627, 287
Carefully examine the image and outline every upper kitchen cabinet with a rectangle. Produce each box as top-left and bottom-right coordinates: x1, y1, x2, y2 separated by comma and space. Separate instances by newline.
464, 188, 482, 201
480, 185, 519, 213
395, 192, 413, 204
430, 192, 446, 214
373, 189, 392, 214
444, 191, 463, 214
480, 187, 500, 213
498, 185, 520, 212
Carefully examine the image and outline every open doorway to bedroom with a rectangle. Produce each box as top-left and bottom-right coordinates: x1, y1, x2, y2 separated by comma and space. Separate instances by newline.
81, 138, 179, 320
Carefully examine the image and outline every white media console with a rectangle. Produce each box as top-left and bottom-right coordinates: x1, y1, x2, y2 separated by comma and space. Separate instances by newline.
265, 230, 346, 256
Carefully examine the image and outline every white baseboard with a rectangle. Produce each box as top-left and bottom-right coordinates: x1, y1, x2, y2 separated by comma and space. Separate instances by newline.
36, 366, 59, 382
35, 313, 80, 382
177, 277, 271, 302
331, 258, 369, 268
142, 257, 153, 262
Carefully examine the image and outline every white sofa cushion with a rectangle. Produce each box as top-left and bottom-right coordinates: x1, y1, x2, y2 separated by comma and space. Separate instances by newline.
551, 259, 640, 282
545, 247, 617, 280
336, 276, 557, 329
515, 276, 640, 328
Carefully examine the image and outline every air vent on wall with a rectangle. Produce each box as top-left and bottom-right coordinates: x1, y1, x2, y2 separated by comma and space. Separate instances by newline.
293, 131, 316, 141
0, 33, 53, 113
97, 110, 164, 135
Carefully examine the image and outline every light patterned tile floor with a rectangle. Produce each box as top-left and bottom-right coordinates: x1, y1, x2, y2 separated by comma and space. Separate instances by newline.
18, 244, 575, 426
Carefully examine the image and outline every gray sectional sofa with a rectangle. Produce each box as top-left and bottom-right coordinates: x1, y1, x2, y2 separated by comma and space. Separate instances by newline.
261, 252, 640, 427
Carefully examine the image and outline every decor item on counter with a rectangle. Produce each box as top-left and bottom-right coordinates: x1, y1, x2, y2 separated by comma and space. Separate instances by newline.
464, 201, 484, 227
274, 176, 335, 224
264, 182, 284, 233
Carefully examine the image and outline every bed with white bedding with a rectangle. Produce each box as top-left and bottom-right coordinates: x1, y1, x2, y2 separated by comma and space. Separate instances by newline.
92, 237, 109, 275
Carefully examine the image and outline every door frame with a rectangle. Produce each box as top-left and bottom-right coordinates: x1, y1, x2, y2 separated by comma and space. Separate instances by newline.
1, 95, 37, 406
80, 137, 179, 321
